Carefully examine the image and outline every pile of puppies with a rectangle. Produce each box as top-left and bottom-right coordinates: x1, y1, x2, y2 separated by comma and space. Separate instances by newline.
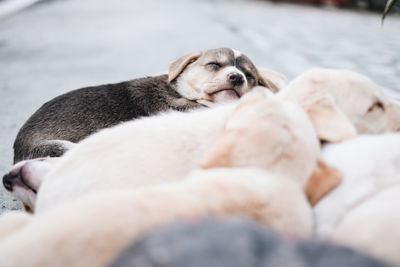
1, 48, 400, 267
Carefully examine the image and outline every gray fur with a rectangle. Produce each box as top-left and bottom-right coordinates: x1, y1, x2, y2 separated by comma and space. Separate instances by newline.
110, 217, 391, 267
13, 74, 202, 163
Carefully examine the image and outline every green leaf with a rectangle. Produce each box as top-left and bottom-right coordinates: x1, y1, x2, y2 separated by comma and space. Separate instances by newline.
382, 0, 398, 21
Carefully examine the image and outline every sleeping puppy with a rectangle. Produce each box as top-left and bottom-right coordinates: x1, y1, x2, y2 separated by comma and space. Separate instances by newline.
13, 47, 279, 163
314, 132, 400, 265
279, 68, 400, 141
0, 90, 341, 267
4, 85, 349, 213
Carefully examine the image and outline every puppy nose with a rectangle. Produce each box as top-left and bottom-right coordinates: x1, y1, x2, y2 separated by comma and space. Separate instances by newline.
228, 73, 244, 86
3, 172, 17, 191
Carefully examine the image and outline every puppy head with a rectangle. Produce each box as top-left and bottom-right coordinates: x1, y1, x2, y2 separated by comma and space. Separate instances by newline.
168, 48, 282, 105
281, 68, 400, 138
200, 89, 342, 205
200, 88, 321, 187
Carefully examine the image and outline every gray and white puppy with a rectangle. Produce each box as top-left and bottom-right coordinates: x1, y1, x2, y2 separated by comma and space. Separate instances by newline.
12, 48, 274, 163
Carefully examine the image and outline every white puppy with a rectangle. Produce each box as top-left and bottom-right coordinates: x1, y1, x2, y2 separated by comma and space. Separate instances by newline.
30, 87, 348, 213
279, 68, 400, 140
314, 133, 400, 265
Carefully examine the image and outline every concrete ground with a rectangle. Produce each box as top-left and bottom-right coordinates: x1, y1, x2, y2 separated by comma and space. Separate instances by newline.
0, 0, 399, 213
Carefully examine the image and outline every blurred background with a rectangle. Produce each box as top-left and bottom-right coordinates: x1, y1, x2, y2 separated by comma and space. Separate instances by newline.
0, 0, 399, 212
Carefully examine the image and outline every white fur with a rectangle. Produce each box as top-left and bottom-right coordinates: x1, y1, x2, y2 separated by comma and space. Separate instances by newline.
0, 211, 31, 239
35, 104, 234, 213
232, 48, 242, 58
314, 133, 400, 265
279, 68, 400, 134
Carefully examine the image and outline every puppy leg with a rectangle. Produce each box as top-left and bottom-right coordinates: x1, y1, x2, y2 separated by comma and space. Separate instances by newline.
3, 157, 59, 212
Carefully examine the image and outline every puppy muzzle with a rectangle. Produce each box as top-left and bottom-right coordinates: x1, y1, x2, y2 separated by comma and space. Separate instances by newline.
3, 172, 16, 191
2, 169, 37, 194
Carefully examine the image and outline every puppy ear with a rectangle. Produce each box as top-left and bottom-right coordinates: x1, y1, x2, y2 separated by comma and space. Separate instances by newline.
168, 52, 202, 82
199, 130, 235, 168
305, 159, 342, 206
307, 95, 357, 142
200, 91, 269, 169
257, 68, 287, 93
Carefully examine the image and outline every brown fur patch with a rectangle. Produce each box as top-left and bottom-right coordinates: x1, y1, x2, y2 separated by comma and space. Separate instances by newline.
305, 159, 342, 206
23, 204, 33, 213
168, 52, 202, 82
257, 68, 286, 93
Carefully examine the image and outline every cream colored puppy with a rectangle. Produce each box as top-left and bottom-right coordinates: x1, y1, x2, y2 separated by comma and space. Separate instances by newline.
25, 87, 347, 213
0, 169, 312, 267
314, 133, 400, 265
0, 89, 340, 267
279, 68, 400, 141
34, 103, 233, 213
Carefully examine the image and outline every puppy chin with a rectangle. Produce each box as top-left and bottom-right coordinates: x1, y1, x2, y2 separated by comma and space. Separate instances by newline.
196, 92, 239, 107
212, 90, 241, 103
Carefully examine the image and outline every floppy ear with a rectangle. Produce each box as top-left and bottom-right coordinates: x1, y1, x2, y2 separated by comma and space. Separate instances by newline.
168, 52, 202, 82
305, 159, 342, 206
257, 68, 287, 93
307, 95, 357, 142
199, 90, 269, 169
199, 130, 236, 168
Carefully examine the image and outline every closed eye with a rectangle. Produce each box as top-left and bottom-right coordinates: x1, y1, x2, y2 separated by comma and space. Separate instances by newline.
258, 80, 266, 87
367, 101, 385, 112
245, 72, 255, 81
206, 62, 222, 68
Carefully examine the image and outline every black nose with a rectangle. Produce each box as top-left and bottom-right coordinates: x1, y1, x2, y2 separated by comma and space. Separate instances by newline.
228, 73, 244, 86
3, 173, 16, 191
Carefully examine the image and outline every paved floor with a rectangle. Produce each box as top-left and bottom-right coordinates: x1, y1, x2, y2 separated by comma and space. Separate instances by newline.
0, 0, 399, 213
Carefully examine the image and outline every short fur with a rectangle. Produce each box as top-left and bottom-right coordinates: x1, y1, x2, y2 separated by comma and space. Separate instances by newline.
0, 90, 334, 265
0, 88, 346, 267
31, 88, 341, 213
6, 86, 346, 212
